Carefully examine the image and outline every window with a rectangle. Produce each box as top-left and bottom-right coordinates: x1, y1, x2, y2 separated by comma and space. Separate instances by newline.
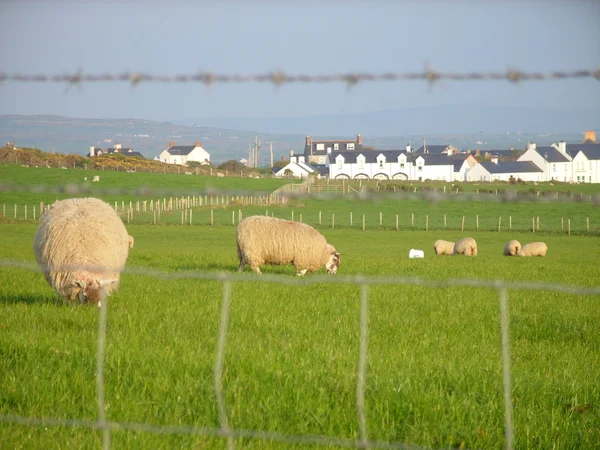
347, 143, 355, 150
552, 164, 556, 172
379, 161, 384, 168
400, 163, 405, 169
316, 143, 325, 151
418, 165, 423, 171
333, 143, 339, 150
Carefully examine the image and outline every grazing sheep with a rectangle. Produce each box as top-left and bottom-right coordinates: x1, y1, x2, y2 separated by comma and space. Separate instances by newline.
92, 176, 100, 182
452, 237, 478, 256
517, 242, 548, 257
33, 197, 134, 305
434, 239, 455, 255
503, 240, 521, 256
237, 215, 340, 276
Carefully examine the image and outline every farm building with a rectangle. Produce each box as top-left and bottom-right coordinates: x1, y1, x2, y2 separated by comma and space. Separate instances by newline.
158, 141, 210, 165
467, 161, 544, 182
275, 156, 319, 179
303, 134, 366, 165
88, 143, 144, 158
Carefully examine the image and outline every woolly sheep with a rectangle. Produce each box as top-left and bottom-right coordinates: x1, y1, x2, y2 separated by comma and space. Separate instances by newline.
517, 242, 548, 257
452, 237, 478, 256
503, 240, 521, 256
33, 197, 134, 305
236, 215, 340, 276
434, 239, 454, 255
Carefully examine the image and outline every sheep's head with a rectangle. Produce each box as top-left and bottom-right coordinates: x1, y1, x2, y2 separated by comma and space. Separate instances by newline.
326, 248, 340, 274
73, 278, 118, 306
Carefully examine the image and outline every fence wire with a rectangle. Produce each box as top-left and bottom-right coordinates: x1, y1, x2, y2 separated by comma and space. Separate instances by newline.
1, 259, 600, 450
1, 67, 599, 90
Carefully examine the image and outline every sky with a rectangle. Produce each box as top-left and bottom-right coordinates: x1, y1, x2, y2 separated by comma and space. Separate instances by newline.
0, 0, 599, 125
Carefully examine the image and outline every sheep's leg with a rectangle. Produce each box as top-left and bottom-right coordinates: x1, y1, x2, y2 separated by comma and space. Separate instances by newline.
237, 260, 245, 272
250, 264, 262, 274
296, 269, 308, 277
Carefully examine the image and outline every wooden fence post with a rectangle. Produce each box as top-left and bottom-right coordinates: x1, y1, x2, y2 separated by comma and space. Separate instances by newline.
332, 213, 335, 229
319, 211, 322, 225
395, 214, 398, 231
350, 212, 353, 226
14, 204, 17, 219
211, 210, 214, 226
462, 216, 465, 232
362, 214, 366, 231
379, 212, 382, 226
498, 216, 502, 232
425, 215, 428, 231
532, 217, 535, 233
190, 209, 193, 226
509, 216, 512, 230
561, 217, 564, 231
568, 218, 571, 235
411, 213, 414, 228
587, 217, 590, 233
444, 214, 447, 228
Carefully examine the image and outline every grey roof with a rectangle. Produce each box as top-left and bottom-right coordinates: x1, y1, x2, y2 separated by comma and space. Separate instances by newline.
535, 147, 569, 163
304, 140, 364, 156
414, 145, 450, 154
567, 143, 600, 160
166, 145, 196, 156
480, 161, 543, 174
330, 150, 461, 168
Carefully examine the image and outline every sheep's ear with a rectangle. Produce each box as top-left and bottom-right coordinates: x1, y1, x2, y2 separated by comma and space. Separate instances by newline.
99, 278, 118, 287
334, 252, 340, 263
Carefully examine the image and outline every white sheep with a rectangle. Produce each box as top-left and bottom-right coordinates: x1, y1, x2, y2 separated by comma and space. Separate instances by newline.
33, 197, 134, 305
237, 215, 340, 276
517, 242, 548, 257
452, 237, 478, 256
503, 240, 521, 256
434, 239, 454, 255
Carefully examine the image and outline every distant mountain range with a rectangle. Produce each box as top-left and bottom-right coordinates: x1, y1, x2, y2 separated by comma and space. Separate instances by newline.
1, 106, 597, 165
174, 104, 600, 136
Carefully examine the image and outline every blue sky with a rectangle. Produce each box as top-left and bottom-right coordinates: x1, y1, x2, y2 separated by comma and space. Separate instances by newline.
0, 0, 599, 123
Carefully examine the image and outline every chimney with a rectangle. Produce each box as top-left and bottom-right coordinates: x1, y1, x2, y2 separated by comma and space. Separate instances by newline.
290, 156, 297, 163
357, 134, 363, 145
305, 135, 312, 146
558, 141, 567, 155
114, 143, 121, 150
527, 142, 536, 151
406, 142, 412, 153
195, 141, 201, 148
168, 141, 175, 148
298, 156, 305, 163
491, 155, 499, 164
89, 145, 95, 157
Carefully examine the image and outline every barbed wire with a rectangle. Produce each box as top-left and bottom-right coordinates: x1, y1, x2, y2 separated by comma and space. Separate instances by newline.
1, 67, 599, 90
1, 182, 599, 205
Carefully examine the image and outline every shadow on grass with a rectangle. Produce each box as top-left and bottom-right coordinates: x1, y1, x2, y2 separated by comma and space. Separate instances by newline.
0, 293, 62, 306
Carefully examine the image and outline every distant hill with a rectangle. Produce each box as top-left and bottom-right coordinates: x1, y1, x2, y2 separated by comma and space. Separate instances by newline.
174, 104, 600, 136
1, 112, 595, 166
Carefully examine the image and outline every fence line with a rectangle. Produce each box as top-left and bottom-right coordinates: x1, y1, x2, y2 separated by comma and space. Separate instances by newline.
1, 67, 599, 89
1, 258, 600, 450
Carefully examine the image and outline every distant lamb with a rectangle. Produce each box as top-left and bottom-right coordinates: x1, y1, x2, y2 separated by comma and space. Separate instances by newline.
517, 242, 548, 257
452, 237, 478, 256
33, 197, 134, 305
503, 240, 521, 256
434, 239, 455, 255
237, 215, 340, 276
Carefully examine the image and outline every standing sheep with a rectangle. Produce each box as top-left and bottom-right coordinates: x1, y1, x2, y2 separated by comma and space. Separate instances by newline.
503, 240, 521, 256
33, 197, 134, 305
452, 237, 478, 256
434, 239, 455, 255
517, 242, 548, 257
237, 215, 340, 276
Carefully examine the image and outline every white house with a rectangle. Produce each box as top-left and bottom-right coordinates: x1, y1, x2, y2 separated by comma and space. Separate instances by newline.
88, 143, 145, 158
467, 161, 544, 182
158, 141, 210, 165
275, 156, 316, 179
517, 142, 571, 182
327, 150, 469, 182
567, 143, 600, 183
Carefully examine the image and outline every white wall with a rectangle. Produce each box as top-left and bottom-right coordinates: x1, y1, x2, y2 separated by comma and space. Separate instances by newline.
187, 146, 210, 165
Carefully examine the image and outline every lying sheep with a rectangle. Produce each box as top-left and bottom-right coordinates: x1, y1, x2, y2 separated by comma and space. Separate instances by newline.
237, 215, 340, 276
33, 197, 134, 305
517, 242, 548, 257
452, 237, 478, 256
434, 239, 454, 255
503, 240, 521, 256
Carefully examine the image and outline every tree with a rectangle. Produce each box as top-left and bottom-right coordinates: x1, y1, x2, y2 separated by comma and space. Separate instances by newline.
217, 160, 246, 172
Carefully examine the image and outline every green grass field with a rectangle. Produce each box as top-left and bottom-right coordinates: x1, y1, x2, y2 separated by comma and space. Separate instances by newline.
1, 163, 600, 449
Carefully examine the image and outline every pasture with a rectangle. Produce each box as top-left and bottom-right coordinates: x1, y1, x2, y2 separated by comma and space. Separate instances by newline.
1, 163, 600, 449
